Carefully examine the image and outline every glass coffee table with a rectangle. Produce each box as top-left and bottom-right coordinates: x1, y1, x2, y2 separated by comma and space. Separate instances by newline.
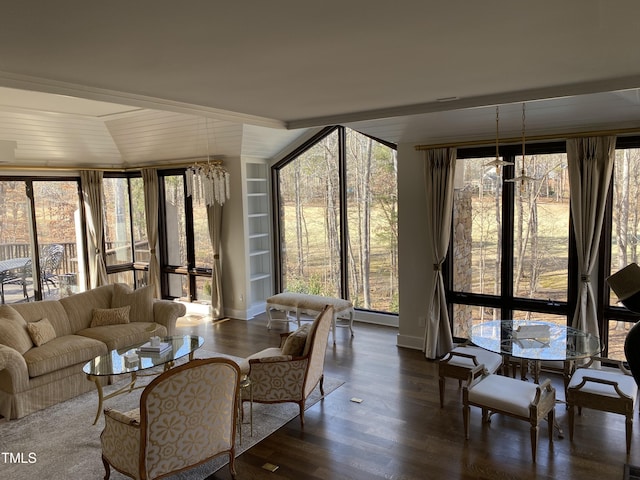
83, 335, 204, 424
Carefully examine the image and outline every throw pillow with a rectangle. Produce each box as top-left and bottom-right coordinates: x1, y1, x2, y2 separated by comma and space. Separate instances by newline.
281, 324, 311, 356
26, 318, 57, 347
111, 283, 154, 323
90, 305, 131, 327
0, 305, 33, 354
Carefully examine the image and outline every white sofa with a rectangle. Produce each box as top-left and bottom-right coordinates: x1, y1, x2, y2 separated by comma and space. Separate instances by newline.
0, 283, 186, 419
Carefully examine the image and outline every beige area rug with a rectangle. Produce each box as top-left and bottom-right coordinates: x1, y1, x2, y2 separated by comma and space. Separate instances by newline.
0, 349, 344, 480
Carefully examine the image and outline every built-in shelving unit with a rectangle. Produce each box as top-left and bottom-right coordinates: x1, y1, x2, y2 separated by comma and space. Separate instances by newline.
245, 162, 272, 316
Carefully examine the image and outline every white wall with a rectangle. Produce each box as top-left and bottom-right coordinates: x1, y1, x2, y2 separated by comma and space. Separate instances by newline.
220, 157, 248, 319
396, 143, 433, 351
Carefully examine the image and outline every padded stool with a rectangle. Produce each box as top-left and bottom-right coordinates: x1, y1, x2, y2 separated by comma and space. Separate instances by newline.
463, 365, 556, 462
438, 345, 503, 408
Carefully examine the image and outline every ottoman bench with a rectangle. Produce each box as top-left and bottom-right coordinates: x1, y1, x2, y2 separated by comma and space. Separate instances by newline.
265, 292, 354, 344
463, 364, 556, 462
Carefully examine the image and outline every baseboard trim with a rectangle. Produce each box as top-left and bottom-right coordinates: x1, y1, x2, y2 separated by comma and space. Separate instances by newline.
396, 334, 424, 351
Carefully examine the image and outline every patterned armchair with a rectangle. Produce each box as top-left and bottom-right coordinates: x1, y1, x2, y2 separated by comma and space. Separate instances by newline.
100, 357, 241, 480
245, 304, 334, 426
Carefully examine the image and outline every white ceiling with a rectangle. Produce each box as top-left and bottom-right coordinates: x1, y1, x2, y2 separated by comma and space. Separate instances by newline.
1, 1, 640, 168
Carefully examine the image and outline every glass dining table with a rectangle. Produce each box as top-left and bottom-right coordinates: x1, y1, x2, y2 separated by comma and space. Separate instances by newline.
470, 319, 601, 364
470, 319, 601, 437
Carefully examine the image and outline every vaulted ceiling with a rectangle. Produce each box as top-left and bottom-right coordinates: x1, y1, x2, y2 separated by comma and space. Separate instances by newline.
1, 1, 640, 169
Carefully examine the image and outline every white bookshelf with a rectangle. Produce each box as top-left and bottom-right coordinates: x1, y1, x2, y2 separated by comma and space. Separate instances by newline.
245, 162, 272, 315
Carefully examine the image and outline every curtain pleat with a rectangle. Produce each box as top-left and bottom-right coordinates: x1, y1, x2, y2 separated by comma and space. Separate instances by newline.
142, 168, 161, 299
80, 170, 108, 288
423, 147, 456, 359
567, 136, 616, 337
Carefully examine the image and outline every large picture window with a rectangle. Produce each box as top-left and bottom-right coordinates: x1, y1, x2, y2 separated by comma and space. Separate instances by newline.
449, 137, 640, 362
274, 126, 399, 315
0, 177, 84, 303
449, 143, 573, 339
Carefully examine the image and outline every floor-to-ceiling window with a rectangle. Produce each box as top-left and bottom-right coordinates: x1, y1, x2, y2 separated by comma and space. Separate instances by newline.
0, 177, 84, 303
158, 169, 212, 302
448, 136, 640, 361
103, 174, 148, 288
273, 126, 399, 315
448, 142, 573, 339
604, 138, 640, 360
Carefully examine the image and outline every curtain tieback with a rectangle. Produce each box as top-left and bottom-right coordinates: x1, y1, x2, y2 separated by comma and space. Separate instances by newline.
433, 263, 441, 271
150, 248, 156, 254
580, 274, 590, 283
214, 254, 220, 259
95, 248, 102, 255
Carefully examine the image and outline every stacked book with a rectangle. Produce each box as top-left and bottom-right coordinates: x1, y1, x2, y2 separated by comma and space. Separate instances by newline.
139, 341, 172, 355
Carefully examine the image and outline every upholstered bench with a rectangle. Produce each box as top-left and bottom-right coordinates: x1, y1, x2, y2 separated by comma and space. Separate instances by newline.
265, 292, 354, 344
463, 364, 556, 462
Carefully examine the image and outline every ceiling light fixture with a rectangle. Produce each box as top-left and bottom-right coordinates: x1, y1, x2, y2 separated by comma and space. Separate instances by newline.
185, 119, 230, 206
506, 102, 536, 187
484, 106, 513, 172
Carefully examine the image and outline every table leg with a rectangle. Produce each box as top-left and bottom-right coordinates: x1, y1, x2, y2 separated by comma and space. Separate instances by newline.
88, 372, 138, 425
266, 305, 274, 329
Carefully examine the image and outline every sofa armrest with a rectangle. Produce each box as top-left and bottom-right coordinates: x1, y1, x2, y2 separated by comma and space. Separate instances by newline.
0, 344, 30, 394
152, 300, 186, 336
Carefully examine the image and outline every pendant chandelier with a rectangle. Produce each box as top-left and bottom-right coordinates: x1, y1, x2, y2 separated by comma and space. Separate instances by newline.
484, 106, 514, 172
186, 119, 231, 206
506, 102, 536, 186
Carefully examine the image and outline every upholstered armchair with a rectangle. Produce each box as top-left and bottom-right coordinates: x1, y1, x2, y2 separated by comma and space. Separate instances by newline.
100, 357, 241, 480
245, 304, 334, 426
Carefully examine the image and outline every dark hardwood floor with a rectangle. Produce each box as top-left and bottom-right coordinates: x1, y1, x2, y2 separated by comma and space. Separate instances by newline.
175, 314, 637, 480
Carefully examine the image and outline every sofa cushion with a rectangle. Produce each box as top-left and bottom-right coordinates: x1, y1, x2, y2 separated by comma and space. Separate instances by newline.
282, 324, 311, 357
23, 335, 107, 378
10, 301, 73, 337
77, 322, 168, 351
0, 305, 33, 354
60, 284, 113, 333
111, 284, 154, 324
26, 318, 57, 347
90, 306, 130, 327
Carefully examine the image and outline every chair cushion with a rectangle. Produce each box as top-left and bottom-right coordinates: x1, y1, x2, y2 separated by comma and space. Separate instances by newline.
282, 324, 311, 356
26, 318, 57, 347
447, 346, 503, 373
468, 374, 539, 417
568, 368, 638, 401
90, 306, 131, 327
0, 305, 33, 354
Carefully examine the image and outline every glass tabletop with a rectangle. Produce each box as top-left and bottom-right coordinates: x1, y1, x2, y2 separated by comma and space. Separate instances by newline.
470, 320, 600, 361
83, 335, 204, 376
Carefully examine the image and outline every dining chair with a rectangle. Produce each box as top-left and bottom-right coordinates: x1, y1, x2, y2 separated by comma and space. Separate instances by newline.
566, 356, 638, 455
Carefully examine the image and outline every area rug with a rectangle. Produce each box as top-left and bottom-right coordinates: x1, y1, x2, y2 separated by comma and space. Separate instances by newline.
0, 349, 344, 480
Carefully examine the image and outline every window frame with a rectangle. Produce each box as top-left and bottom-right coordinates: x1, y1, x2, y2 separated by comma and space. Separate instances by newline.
271, 125, 399, 315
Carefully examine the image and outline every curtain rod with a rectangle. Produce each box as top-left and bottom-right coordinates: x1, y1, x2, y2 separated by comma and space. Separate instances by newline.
414, 126, 640, 151
0, 156, 222, 173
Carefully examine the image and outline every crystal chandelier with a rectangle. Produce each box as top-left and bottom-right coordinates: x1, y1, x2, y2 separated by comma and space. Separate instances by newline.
185, 118, 230, 206
186, 160, 230, 206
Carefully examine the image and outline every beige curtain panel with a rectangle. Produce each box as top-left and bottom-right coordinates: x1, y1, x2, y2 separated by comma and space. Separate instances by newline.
207, 202, 224, 320
142, 168, 161, 299
567, 136, 616, 337
423, 147, 457, 359
80, 170, 108, 288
